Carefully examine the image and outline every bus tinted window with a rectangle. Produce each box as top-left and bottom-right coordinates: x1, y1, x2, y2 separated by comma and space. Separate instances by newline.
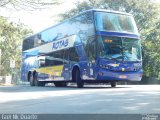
22, 37, 34, 51
23, 35, 42, 51
53, 50, 64, 65
95, 12, 138, 34
63, 49, 69, 64
44, 50, 64, 67
69, 47, 79, 62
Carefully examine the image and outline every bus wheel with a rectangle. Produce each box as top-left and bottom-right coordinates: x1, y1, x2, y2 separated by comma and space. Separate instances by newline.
75, 69, 84, 88
54, 82, 67, 87
29, 74, 35, 86
34, 73, 45, 87
111, 81, 117, 88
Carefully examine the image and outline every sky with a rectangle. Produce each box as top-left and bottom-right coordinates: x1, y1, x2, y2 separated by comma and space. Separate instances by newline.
0, 0, 82, 33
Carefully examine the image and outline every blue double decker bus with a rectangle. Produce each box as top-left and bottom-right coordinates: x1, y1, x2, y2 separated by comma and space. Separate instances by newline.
21, 9, 143, 88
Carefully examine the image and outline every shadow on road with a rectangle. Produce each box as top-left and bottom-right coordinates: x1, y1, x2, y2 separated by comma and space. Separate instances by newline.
0, 84, 131, 93
0, 85, 160, 114
65, 85, 131, 89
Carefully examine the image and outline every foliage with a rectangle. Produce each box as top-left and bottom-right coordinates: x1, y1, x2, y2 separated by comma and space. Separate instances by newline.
0, 16, 32, 76
0, 0, 60, 11
0, 0, 60, 79
60, 0, 160, 79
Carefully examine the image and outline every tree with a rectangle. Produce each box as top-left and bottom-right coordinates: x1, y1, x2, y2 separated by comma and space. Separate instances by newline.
0, 0, 61, 83
59, 0, 160, 80
0, 16, 32, 77
0, 0, 60, 10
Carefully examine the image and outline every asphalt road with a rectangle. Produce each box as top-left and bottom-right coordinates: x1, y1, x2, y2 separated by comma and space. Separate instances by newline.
0, 84, 160, 114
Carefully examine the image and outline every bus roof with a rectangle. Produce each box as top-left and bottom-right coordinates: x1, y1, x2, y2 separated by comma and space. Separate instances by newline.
83, 9, 132, 16
24, 9, 132, 40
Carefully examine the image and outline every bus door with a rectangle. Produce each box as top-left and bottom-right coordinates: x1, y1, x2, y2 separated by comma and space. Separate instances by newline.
88, 39, 97, 79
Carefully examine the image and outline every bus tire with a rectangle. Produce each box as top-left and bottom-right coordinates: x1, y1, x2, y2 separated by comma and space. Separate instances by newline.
75, 69, 84, 88
54, 81, 67, 87
29, 74, 35, 86
34, 73, 45, 87
111, 81, 116, 88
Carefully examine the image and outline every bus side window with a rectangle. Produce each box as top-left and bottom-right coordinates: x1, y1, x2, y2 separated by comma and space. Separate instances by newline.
52, 50, 64, 66
63, 49, 69, 64
69, 47, 79, 62
23, 37, 34, 51
43, 50, 64, 67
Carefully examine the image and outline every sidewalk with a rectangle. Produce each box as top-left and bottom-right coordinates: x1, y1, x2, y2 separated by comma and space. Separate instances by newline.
0, 83, 15, 86
0, 81, 29, 86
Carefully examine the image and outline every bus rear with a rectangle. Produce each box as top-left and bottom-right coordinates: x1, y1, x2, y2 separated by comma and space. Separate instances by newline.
94, 11, 143, 86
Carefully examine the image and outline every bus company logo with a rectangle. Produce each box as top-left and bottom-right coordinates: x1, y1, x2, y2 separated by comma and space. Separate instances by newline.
52, 39, 69, 49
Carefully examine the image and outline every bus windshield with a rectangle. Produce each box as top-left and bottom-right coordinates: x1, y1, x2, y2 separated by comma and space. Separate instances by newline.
98, 36, 142, 61
95, 12, 138, 34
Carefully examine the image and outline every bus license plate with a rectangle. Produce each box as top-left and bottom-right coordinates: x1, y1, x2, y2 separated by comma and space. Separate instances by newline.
119, 75, 127, 79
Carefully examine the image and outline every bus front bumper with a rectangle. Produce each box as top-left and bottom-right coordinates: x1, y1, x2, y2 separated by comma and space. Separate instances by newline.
96, 69, 143, 81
